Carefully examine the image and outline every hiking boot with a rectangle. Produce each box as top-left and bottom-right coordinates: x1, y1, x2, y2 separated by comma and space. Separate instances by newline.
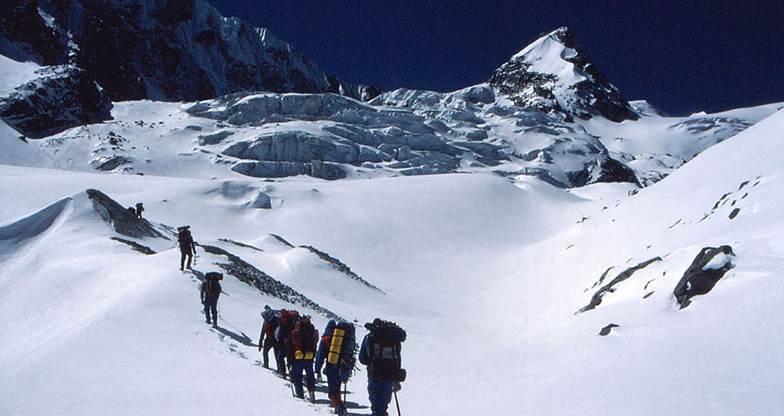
206, 319, 211, 324
307, 390, 316, 404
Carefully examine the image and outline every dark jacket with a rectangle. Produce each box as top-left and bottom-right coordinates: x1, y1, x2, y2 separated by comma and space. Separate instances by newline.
200, 279, 221, 302
178, 229, 195, 254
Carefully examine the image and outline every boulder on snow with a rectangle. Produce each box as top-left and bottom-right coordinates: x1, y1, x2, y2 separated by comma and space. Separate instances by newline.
248, 191, 272, 209
90, 155, 132, 171
674, 246, 735, 308
0, 65, 113, 138
599, 323, 619, 336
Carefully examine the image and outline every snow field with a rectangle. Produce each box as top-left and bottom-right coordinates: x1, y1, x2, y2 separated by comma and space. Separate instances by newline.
1, 110, 783, 414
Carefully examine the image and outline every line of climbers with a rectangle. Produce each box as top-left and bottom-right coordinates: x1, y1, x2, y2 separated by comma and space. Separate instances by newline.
259, 306, 407, 416
182, 227, 409, 415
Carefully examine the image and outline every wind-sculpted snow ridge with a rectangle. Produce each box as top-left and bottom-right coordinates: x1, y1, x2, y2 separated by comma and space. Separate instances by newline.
0, 197, 72, 261
200, 244, 341, 320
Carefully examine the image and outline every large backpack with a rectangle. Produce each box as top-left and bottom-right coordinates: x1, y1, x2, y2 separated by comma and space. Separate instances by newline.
276, 310, 300, 344
365, 320, 406, 382
293, 316, 317, 361
328, 321, 357, 375
204, 272, 222, 297
178, 228, 192, 246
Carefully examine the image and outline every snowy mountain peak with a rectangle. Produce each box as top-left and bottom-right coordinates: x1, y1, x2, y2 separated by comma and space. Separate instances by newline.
490, 27, 638, 122
511, 26, 576, 61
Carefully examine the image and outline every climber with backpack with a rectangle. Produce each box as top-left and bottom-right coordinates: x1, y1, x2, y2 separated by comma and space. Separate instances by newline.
290, 315, 319, 403
316, 319, 357, 416
275, 309, 299, 378
178, 226, 196, 271
200, 272, 223, 328
359, 319, 407, 416
135, 202, 144, 219
258, 305, 281, 369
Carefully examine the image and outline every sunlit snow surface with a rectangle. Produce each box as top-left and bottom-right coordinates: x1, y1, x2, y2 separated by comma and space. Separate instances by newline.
1, 105, 783, 415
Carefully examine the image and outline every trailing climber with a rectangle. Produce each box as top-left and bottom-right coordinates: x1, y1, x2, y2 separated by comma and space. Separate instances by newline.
359, 318, 407, 416
178, 226, 196, 271
200, 272, 222, 328
290, 314, 319, 403
275, 309, 299, 378
135, 202, 144, 219
316, 319, 357, 416
258, 305, 281, 369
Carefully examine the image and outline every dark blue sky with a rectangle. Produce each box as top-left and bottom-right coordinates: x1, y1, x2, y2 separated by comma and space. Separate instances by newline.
211, 0, 783, 116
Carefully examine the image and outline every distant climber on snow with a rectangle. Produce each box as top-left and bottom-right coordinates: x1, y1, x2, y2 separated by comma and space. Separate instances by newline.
290, 314, 319, 403
177, 226, 196, 270
200, 272, 222, 328
135, 202, 144, 219
258, 305, 281, 369
316, 319, 357, 416
359, 319, 407, 416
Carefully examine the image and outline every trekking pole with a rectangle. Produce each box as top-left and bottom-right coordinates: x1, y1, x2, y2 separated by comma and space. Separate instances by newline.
394, 391, 402, 416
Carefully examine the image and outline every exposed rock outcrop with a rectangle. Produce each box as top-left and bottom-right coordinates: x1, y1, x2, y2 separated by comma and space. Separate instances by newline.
201, 244, 341, 320
579, 257, 662, 313
0, 65, 113, 138
86, 189, 166, 239
674, 246, 735, 308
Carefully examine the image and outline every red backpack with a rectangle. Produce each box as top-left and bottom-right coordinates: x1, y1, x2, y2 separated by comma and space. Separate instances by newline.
293, 316, 317, 361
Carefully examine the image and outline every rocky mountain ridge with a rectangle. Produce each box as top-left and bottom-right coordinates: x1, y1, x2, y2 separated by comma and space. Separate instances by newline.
0, 0, 380, 104
489, 27, 638, 122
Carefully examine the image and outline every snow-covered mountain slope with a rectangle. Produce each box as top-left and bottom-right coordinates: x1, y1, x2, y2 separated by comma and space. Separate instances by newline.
2, 107, 783, 415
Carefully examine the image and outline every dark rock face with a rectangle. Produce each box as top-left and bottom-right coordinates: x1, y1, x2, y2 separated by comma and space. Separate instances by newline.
0, 0, 69, 65
0, 65, 113, 138
674, 246, 735, 308
86, 189, 166, 239
489, 27, 638, 123
10, 0, 380, 103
